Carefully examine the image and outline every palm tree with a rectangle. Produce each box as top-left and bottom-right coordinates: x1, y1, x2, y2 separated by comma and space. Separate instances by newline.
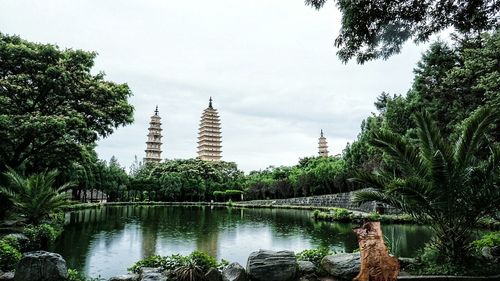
0, 169, 72, 225
352, 107, 500, 263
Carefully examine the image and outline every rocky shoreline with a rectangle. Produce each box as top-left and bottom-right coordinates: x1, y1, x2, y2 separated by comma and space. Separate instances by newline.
2, 249, 499, 281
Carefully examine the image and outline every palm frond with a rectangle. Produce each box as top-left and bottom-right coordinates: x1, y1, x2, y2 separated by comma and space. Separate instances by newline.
455, 107, 499, 169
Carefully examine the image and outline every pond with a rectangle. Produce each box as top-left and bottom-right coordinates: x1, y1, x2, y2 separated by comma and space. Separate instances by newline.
53, 205, 432, 279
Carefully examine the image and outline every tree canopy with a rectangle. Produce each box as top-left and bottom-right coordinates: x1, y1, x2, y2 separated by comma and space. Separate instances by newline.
0, 33, 134, 173
305, 0, 500, 63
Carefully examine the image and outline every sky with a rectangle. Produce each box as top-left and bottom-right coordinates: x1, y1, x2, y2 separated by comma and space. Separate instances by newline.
0, 0, 433, 172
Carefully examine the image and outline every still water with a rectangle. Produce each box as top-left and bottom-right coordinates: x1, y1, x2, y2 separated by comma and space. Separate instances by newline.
53, 205, 432, 279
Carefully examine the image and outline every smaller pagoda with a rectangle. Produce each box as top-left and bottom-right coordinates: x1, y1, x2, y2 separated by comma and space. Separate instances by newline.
143, 106, 163, 164
318, 129, 329, 157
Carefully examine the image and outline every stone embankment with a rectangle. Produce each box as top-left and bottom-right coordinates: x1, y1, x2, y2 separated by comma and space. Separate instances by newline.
237, 190, 400, 214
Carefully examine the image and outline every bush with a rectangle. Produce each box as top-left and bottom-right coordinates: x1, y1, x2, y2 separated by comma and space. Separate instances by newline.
296, 247, 331, 268
188, 251, 218, 272
0, 239, 22, 271
330, 208, 351, 221
129, 251, 222, 274
23, 224, 61, 251
472, 231, 500, 251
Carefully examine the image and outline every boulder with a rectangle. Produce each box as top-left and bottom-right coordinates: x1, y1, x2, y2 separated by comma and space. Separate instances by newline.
108, 274, 140, 281
140, 272, 167, 281
14, 251, 68, 281
140, 267, 161, 274
222, 263, 247, 281
0, 272, 14, 281
246, 250, 297, 281
205, 267, 222, 281
320, 252, 360, 280
297, 261, 315, 274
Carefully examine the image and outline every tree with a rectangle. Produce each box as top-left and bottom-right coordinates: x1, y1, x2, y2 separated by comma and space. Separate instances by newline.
0, 33, 134, 173
305, 0, 499, 63
0, 169, 72, 225
352, 107, 500, 266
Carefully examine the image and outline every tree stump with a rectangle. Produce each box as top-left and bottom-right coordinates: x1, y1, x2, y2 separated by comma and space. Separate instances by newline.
353, 221, 399, 281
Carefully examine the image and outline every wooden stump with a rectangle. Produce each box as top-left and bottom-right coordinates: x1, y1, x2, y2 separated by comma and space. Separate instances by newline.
353, 221, 399, 281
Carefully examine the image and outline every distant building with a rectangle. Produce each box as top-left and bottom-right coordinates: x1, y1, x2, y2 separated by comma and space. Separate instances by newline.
197, 97, 222, 161
318, 129, 329, 157
144, 106, 163, 163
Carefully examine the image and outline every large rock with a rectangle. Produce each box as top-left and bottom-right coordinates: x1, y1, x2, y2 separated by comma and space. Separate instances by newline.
205, 267, 222, 281
14, 251, 68, 281
108, 274, 140, 281
246, 250, 297, 281
222, 262, 247, 281
297, 261, 315, 274
321, 252, 360, 280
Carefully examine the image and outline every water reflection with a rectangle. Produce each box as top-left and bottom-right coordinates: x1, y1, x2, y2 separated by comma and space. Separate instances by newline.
53, 206, 432, 279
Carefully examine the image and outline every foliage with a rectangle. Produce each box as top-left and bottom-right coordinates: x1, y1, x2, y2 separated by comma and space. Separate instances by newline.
296, 246, 331, 268
0, 32, 134, 174
171, 263, 207, 281
23, 223, 61, 251
352, 107, 500, 268
128, 251, 220, 274
0, 169, 71, 224
472, 231, 500, 252
67, 269, 103, 281
305, 0, 499, 63
0, 239, 21, 271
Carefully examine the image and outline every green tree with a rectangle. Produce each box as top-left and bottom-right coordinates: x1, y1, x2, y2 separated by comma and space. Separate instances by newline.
353, 107, 500, 266
0, 33, 134, 173
0, 169, 72, 225
305, 0, 499, 63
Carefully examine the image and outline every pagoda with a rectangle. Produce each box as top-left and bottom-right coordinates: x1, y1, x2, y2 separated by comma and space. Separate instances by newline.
143, 106, 163, 163
197, 97, 222, 161
318, 129, 329, 157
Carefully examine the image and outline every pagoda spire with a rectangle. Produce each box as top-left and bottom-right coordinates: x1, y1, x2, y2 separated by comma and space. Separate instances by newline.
318, 129, 329, 157
197, 97, 222, 161
144, 107, 163, 164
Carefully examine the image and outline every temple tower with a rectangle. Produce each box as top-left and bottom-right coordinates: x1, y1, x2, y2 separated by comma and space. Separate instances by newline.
197, 97, 222, 161
318, 129, 329, 157
144, 106, 163, 164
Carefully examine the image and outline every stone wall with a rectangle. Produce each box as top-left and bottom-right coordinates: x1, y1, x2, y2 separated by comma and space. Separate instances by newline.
238, 190, 400, 214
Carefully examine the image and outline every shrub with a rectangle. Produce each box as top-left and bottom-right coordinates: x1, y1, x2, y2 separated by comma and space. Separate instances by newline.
129, 251, 222, 274
23, 224, 61, 251
188, 251, 218, 272
330, 208, 351, 221
0, 239, 22, 271
296, 247, 331, 268
472, 231, 500, 251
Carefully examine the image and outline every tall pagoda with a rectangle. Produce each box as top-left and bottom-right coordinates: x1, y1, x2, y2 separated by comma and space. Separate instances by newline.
143, 106, 163, 164
197, 97, 222, 161
318, 129, 329, 157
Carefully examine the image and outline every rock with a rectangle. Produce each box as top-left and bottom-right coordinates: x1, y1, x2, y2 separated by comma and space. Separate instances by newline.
321, 252, 360, 280
205, 267, 222, 281
140, 272, 167, 281
108, 274, 140, 281
298, 273, 319, 281
0, 272, 14, 281
3, 233, 29, 244
246, 250, 297, 281
482, 247, 494, 260
14, 251, 68, 281
297, 261, 315, 274
222, 262, 247, 281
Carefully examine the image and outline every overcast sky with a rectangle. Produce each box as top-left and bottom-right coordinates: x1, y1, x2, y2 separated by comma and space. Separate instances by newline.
1, 0, 433, 172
